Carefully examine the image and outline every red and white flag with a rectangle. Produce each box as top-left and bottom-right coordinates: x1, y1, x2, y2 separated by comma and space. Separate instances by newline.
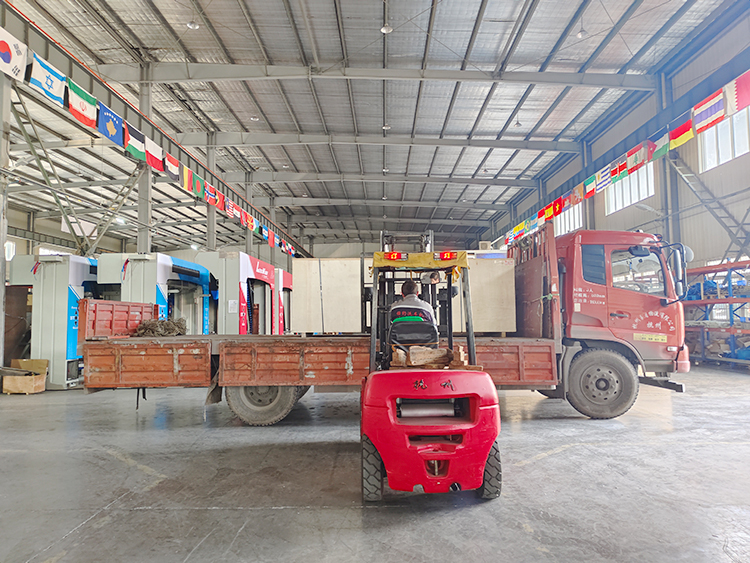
145, 137, 164, 171
204, 183, 217, 206
215, 191, 225, 212
225, 199, 236, 219
724, 70, 750, 116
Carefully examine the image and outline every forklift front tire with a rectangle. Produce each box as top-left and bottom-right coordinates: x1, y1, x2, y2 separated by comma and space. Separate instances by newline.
362, 435, 384, 502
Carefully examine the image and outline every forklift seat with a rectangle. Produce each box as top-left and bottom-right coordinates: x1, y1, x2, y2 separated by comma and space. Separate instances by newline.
388, 320, 439, 352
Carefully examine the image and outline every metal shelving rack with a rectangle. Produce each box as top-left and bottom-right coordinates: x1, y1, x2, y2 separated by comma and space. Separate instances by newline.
684, 260, 750, 365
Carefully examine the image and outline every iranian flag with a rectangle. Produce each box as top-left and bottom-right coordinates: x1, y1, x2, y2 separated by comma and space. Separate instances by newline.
67, 78, 97, 128
583, 175, 596, 199
123, 122, 146, 161
165, 153, 179, 181
145, 137, 164, 171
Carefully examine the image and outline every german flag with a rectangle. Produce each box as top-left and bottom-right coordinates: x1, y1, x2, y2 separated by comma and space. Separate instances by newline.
669, 110, 694, 149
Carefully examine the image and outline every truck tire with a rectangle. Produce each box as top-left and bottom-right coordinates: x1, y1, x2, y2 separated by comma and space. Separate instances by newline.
566, 349, 639, 419
476, 440, 502, 499
295, 386, 310, 401
225, 385, 298, 426
362, 435, 384, 502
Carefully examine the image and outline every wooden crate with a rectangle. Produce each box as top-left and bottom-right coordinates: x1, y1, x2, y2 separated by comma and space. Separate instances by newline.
3, 360, 49, 394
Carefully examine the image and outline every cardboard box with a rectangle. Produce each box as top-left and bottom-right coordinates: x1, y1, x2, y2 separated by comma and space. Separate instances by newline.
3, 359, 48, 394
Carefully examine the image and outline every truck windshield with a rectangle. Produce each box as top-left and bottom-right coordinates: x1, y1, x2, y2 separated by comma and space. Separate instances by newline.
610, 249, 665, 296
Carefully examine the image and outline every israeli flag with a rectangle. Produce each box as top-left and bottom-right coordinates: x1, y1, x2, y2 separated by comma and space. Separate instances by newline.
29, 53, 66, 107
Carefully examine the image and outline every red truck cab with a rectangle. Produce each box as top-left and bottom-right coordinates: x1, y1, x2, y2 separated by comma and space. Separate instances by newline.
556, 230, 690, 376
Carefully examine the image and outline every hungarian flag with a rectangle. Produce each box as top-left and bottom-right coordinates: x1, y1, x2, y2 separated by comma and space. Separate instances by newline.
610, 162, 619, 183
583, 175, 596, 199
29, 53, 65, 107
123, 122, 146, 161
669, 110, 694, 149
192, 174, 205, 200
724, 69, 750, 115
693, 90, 725, 134
215, 190, 225, 212
145, 137, 164, 171
225, 199, 236, 219
164, 153, 179, 181
67, 78, 96, 127
204, 183, 217, 206
182, 167, 193, 193
646, 127, 669, 162
595, 165, 611, 193
612, 159, 627, 183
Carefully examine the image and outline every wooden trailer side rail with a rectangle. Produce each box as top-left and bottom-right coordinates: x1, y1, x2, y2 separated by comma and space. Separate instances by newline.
78, 299, 160, 343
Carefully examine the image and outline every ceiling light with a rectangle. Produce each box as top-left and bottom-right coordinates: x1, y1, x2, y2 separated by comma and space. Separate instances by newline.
282, 164, 290, 169
382, 124, 391, 131
382, 167, 389, 173
302, 193, 308, 197
187, 20, 200, 30
190, 244, 199, 250
514, 117, 522, 128
382, 195, 387, 200
115, 217, 126, 225
249, 116, 260, 122
380, 23, 393, 34
383, 214, 387, 219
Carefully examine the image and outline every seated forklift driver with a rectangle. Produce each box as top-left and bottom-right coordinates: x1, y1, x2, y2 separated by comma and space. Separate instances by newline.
388, 279, 439, 352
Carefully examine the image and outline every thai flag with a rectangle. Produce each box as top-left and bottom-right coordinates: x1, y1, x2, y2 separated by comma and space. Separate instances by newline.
693, 90, 724, 134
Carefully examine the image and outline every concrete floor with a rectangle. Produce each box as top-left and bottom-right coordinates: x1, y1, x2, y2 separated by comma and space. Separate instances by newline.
1, 366, 749, 563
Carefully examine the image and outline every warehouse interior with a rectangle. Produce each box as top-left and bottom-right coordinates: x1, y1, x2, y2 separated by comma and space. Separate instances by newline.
1, 0, 750, 561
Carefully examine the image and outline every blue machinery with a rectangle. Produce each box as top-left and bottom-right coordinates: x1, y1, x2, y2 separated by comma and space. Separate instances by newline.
8, 255, 98, 389
97, 253, 214, 335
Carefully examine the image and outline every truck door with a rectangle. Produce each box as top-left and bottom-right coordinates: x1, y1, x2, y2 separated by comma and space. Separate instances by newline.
606, 246, 678, 361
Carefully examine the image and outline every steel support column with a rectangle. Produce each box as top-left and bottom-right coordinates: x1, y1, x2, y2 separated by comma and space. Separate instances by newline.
269, 197, 276, 264
245, 173, 253, 256
137, 64, 153, 253
206, 132, 217, 250
0, 74, 10, 365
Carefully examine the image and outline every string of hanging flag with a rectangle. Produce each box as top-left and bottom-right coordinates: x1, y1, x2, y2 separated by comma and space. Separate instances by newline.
0, 26, 296, 257
504, 67, 750, 246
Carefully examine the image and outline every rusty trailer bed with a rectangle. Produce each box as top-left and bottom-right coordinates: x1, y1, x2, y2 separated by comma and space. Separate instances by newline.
83, 335, 556, 389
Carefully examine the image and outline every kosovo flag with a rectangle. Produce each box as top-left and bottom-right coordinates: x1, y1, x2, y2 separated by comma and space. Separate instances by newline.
97, 102, 124, 147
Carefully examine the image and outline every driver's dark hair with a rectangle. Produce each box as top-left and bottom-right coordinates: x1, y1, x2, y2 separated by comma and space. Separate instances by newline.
401, 280, 419, 296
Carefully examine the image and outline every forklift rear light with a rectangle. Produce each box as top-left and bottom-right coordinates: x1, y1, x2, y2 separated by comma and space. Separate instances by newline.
434, 251, 457, 260
384, 251, 408, 261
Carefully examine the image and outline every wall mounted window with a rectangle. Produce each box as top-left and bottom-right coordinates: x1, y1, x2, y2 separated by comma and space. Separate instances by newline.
700, 106, 750, 172
605, 162, 655, 215
554, 202, 583, 236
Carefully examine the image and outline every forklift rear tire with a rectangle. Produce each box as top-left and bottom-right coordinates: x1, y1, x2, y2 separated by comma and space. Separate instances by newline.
362, 435, 384, 502
225, 385, 298, 426
476, 440, 502, 499
566, 349, 639, 419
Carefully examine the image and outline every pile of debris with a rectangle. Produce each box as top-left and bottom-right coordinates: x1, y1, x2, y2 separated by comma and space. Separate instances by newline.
133, 318, 187, 337
390, 345, 483, 370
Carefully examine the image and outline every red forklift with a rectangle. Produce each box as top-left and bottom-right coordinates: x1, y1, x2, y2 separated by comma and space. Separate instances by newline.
360, 247, 502, 502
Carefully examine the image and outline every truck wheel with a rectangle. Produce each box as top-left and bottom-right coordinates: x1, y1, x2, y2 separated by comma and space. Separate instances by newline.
566, 349, 639, 419
476, 441, 502, 499
225, 386, 297, 426
362, 435, 384, 502
295, 386, 310, 401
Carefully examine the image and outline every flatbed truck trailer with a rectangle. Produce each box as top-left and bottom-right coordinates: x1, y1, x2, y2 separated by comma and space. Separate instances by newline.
80, 224, 690, 424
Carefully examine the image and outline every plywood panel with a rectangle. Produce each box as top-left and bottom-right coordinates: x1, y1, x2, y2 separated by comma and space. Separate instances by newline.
291, 258, 364, 333
452, 258, 516, 333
